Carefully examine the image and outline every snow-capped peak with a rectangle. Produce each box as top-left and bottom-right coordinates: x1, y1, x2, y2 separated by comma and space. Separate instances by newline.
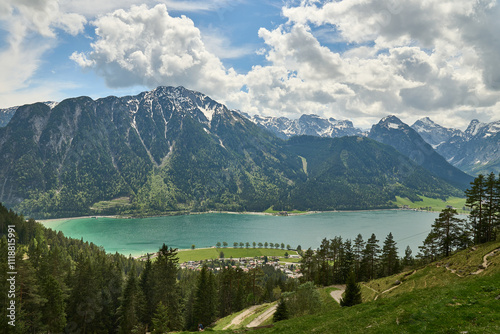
465, 119, 487, 137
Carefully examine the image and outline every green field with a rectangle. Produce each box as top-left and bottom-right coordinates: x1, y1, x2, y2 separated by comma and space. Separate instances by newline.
263, 206, 307, 214
90, 197, 131, 211
394, 195, 467, 213
177, 247, 298, 263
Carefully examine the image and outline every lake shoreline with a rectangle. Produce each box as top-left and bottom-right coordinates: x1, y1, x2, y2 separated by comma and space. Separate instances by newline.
37, 208, 415, 223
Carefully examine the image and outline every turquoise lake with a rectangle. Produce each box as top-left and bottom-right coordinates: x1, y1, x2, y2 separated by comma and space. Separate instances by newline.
41, 210, 441, 257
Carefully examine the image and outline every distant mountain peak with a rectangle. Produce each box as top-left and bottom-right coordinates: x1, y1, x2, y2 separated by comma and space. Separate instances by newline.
246, 113, 362, 139
369, 115, 473, 189
465, 119, 487, 137
417, 117, 437, 126
377, 115, 405, 129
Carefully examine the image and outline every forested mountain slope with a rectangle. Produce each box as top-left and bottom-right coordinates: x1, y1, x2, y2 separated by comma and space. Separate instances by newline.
0, 87, 465, 217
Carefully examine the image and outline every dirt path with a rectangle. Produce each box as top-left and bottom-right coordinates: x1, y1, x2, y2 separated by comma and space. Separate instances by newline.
246, 304, 277, 328
439, 247, 500, 277
329, 285, 346, 304
471, 247, 500, 275
368, 270, 416, 300
223, 305, 260, 330
361, 283, 378, 294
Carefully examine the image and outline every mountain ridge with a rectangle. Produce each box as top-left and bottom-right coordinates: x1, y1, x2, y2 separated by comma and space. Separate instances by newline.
411, 117, 500, 175
0, 86, 466, 218
368, 115, 473, 190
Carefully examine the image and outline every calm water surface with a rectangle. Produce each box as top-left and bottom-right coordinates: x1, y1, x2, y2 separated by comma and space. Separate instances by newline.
41, 211, 440, 256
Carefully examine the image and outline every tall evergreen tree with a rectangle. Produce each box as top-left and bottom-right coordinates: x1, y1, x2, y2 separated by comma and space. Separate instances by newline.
380, 232, 399, 277
273, 298, 289, 322
466, 174, 488, 243
152, 244, 183, 331
41, 275, 66, 332
353, 234, 365, 280
67, 255, 102, 333
140, 254, 155, 330
300, 248, 317, 283
484, 172, 500, 242
329, 236, 343, 284
193, 265, 217, 328
339, 239, 354, 284
340, 271, 362, 307
317, 238, 330, 286
117, 266, 144, 334
362, 234, 380, 280
402, 245, 414, 267
151, 301, 169, 333
430, 208, 465, 257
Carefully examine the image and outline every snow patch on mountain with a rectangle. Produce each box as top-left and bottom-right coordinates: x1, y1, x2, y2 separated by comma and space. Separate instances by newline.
246, 114, 362, 139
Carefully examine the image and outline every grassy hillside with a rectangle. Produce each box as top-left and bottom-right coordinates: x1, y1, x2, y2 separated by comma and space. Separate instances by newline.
203, 241, 500, 333
394, 195, 467, 213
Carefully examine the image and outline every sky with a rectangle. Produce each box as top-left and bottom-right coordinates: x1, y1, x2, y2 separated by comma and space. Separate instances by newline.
1, 0, 500, 129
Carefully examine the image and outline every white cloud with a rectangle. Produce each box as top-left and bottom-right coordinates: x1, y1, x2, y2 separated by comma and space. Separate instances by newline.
71, 4, 243, 100
229, 0, 500, 128
59, 0, 245, 17
0, 0, 86, 107
3, 0, 86, 37
65, 0, 500, 129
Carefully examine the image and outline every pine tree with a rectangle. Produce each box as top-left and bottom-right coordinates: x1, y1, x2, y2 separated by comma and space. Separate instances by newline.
380, 232, 399, 277
193, 265, 217, 327
300, 248, 317, 283
466, 174, 488, 243
117, 266, 144, 334
273, 298, 289, 322
41, 275, 66, 332
339, 239, 354, 283
402, 245, 414, 267
67, 255, 102, 333
152, 244, 183, 331
140, 254, 155, 330
340, 271, 362, 307
362, 234, 380, 280
329, 236, 344, 283
418, 232, 439, 263
151, 301, 169, 333
431, 208, 465, 257
484, 172, 500, 242
317, 238, 330, 286
353, 234, 365, 280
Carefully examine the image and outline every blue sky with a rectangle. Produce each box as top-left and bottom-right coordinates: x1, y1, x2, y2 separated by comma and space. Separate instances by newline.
1, 0, 499, 128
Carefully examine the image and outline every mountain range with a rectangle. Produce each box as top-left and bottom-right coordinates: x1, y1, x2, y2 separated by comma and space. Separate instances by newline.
410, 117, 500, 175
246, 113, 499, 177
3, 98, 498, 177
0, 86, 469, 218
244, 113, 362, 139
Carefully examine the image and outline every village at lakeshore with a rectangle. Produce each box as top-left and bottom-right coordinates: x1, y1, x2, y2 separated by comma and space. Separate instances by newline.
38, 196, 468, 260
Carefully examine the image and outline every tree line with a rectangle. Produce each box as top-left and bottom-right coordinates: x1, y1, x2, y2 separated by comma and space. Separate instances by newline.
418, 172, 500, 262
297, 231, 409, 288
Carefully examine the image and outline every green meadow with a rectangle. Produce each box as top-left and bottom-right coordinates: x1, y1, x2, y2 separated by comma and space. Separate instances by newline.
394, 195, 467, 213
177, 247, 298, 263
